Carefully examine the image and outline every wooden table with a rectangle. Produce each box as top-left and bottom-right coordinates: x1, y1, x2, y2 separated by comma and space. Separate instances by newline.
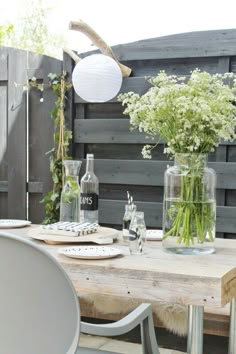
5, 226, 236, 354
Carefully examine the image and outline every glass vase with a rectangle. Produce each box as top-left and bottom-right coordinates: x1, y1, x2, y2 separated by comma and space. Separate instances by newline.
162, 153, 216, 255
60, 160, 82, 222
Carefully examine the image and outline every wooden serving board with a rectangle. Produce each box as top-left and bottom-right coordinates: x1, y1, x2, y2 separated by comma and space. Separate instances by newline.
28, 226, 119, 245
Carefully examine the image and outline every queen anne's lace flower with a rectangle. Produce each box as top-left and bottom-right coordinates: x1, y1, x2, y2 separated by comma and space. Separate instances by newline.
118, 69, 236, 158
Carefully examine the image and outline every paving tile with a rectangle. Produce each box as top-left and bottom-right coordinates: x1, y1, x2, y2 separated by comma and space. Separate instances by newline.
79, 333, 186, 353
160, 349, 186, 354
100, 338, 142, 354
79, 333, 110, 349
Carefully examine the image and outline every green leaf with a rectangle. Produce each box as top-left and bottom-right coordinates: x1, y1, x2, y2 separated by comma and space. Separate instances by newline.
51, 193, 59, 202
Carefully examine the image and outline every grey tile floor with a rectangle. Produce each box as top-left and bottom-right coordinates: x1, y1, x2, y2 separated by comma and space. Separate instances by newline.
79, 333, 186, 353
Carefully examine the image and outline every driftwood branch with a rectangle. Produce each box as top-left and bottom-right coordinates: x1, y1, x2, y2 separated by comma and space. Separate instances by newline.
68, 20, 132, 77
63, 47, 81, 63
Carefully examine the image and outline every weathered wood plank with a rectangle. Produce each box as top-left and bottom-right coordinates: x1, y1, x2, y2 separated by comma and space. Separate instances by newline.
99, 199, 236, 233
0, 48, 8, 80
99, 184, 225, 207
74, 118, 152, 144
217, 206, 236, 233
116, 57, 221, 78
0, 181, 8, 192
230, 56, 236, 73
100, 183, 164, 203
74, 119, 236, 146
114, 30, 236, 60
74, 77, 151, 103
28, 182, 43, 193
217, 57, 230, 73
99, 199, 162, 227
0, 55, 8, 218
0, 86, 7, 180
83, 143, 152, 160
211, 162, 236, 189
226, 190, 236, 207
82, 103, 124, 119
79, 29, 236, 61
95, 159, 167, 186
228, 145, 236, 162
80, 159, 236, 189
7, 48, 27, 219
75, 104, 86, 159
63, 51, 75, 156
42, 236, 236, 308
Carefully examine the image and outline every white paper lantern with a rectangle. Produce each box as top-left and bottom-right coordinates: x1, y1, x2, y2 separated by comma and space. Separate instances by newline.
72, 54, 123, 102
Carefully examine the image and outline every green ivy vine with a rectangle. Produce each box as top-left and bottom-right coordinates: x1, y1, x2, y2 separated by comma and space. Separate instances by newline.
30, 71, 72, 224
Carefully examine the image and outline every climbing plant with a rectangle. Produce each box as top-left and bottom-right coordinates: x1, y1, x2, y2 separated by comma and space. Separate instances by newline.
30, 71, 72, 224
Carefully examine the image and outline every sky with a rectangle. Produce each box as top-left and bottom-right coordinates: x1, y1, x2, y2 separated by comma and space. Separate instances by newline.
1, 0, 236, 55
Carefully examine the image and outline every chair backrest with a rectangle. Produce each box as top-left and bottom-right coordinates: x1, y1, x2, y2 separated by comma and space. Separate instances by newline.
0, 232, 80, 354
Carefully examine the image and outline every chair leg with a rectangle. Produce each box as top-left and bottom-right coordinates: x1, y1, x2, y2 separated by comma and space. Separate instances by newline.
141, 315, 160, 354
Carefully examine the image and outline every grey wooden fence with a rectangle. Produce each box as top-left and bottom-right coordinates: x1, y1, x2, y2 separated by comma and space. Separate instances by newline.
1, 29, 236, 238
65, 29, 236, 238
0, 47, 61, 223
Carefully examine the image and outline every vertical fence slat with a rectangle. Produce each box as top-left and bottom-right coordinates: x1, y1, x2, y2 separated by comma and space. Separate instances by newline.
0, 84, 8, 218
63, 51, 75, 157
7, 48, 27, 219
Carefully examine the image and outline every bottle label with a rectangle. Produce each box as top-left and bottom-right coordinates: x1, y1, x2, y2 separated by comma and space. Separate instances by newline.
81, 193, 98, 211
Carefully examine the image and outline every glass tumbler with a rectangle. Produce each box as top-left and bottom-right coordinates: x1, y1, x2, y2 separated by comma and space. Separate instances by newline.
128, 211, 146, 255
122, 204, 137, 241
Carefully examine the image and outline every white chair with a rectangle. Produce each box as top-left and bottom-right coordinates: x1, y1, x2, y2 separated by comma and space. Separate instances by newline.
0, 232, 160, 354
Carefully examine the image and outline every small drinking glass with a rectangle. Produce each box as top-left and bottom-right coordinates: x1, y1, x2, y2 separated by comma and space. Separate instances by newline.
128, 211, 146, 255
122, 204, 137, 241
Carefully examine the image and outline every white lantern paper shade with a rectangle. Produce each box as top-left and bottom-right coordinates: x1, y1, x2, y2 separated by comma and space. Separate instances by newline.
72, 54, 123, 102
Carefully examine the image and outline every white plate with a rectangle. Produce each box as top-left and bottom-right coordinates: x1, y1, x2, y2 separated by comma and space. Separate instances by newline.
58, 246, 122, 260
146, 229, 163, 241
0, 219, 32, 229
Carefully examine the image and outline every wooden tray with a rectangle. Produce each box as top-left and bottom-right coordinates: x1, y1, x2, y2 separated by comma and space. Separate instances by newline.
28, 226, 119, 245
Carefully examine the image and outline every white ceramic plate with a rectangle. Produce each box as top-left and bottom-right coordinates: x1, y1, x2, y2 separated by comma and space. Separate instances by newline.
0, 219, 32, 229
58, 246, 122, 260
146, 229, 163, 241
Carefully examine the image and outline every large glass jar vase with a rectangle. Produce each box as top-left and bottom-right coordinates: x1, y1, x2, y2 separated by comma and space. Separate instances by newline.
60, 160, 82, 222
162, 154, 216, 255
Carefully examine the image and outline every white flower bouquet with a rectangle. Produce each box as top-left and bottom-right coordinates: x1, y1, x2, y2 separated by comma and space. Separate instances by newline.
118, 69, 236, 158
118, 70, 236, 249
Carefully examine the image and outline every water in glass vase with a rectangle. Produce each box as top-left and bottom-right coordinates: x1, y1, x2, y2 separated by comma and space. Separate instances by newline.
163, 198, 216, 255
60, 198, 80, 222
162, 153, 216, 255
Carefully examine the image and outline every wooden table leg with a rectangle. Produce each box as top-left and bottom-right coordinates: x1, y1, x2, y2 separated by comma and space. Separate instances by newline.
229, 297, 236, 354
187, 305, 204, 354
